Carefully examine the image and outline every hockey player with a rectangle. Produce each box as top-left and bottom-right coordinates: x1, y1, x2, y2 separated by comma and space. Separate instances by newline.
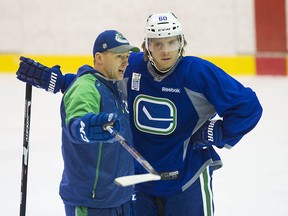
16, 13, 262, 216
121, 13, 262, 215
18, 30, 140, 216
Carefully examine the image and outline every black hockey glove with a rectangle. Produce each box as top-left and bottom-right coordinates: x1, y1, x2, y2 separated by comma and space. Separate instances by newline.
16, 56, 64, 93
71, 112, 120, 143
192, 120, 224, 149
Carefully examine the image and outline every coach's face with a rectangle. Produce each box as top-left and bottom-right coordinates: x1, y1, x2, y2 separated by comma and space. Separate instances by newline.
94, 51, 130, 80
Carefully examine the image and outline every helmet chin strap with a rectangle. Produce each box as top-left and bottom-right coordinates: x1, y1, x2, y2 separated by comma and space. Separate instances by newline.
145, 35, 184, 74
147, 49, 182, 74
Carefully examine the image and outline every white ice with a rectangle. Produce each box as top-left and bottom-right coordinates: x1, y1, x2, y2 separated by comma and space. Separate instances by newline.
0, 74, 287, 215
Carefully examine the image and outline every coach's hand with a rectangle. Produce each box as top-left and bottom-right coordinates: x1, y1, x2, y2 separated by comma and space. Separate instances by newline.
72, 112, 120, 143
16, 56, 63, 93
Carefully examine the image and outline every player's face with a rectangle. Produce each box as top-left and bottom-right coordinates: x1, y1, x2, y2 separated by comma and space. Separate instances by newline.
148, 36, 181, 71
100, 51, 130, 80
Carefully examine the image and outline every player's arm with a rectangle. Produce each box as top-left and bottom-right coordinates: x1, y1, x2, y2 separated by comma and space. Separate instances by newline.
16, 56, 76, 93
192, 61, 263, 149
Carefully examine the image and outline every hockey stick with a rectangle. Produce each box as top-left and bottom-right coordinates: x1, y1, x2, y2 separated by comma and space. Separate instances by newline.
19, 84, 32, 216
106, 126, 161, 186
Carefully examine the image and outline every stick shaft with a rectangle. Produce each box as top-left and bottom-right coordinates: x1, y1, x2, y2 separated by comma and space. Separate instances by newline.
20, 84, 32, 216
106, 126, 158, 175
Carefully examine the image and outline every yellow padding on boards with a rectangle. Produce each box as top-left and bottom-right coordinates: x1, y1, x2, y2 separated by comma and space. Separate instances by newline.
202, 55, 256, 76
0, 54, 92, 74
0, 54, 255, 75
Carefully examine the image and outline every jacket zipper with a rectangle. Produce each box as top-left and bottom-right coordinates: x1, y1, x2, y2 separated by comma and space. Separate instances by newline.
92, 142, 103, 198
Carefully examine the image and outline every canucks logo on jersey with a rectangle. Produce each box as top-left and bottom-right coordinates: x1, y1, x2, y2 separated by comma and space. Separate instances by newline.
133, 94, 177, 135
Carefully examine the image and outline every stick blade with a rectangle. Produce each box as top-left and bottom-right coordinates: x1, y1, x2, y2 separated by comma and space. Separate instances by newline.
115, 173, 161, 187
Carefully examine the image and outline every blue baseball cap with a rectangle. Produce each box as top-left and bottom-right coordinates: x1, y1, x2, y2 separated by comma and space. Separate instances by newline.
93, 30, 140, 56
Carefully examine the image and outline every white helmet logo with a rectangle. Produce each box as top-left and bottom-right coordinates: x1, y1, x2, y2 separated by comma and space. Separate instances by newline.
158, 16, 167, 21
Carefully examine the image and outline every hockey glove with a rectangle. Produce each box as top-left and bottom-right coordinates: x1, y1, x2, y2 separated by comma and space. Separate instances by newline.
192, 120, 224, 149
74, 112, 120, 143
16, 56, 63, 93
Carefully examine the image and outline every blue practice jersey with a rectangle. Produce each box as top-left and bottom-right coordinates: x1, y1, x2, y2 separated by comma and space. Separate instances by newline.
123, 52, 262, 196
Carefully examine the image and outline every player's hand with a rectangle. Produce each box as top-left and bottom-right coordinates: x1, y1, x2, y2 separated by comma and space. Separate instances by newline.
192, 120, 223, 149
73, 112, 120, 143
16, 56, 63, 93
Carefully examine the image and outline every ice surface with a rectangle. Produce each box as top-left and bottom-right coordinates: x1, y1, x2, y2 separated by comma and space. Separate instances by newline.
1, 74, 287, 215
